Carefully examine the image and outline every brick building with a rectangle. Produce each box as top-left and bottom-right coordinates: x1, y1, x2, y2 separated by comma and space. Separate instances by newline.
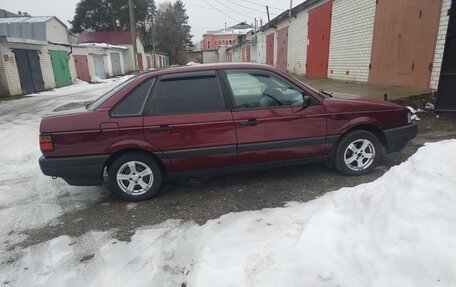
202, 22, 252, 51
226, 0, 452, 91
0, 16, 77, 97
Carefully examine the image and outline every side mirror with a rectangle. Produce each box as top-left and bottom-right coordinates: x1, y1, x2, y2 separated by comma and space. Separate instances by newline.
303, 95, 312, 108
292, 95, 313, 113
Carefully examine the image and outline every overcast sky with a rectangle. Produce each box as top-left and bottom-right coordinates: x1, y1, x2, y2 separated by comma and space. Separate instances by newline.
0, 0, 293, 41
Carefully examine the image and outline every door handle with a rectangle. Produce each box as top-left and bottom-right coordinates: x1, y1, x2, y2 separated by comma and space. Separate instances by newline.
239, 119, 260, 126
149, 125, 171, 133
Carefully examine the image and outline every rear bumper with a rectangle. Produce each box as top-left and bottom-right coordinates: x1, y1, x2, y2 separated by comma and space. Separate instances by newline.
383, 122, 417, 153
39, 154, 109, 186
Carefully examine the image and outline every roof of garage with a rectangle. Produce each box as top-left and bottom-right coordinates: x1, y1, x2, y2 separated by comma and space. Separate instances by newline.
0, 16, 67, 44
77, 31, 145, 47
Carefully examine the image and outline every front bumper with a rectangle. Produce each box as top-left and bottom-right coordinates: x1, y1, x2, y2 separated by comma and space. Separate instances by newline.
39, 154, 109, 186
383, 122, 418, 153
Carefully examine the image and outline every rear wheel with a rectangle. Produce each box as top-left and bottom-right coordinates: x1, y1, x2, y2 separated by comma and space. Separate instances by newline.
108, 152, 163, 201
335, 130, 381, 176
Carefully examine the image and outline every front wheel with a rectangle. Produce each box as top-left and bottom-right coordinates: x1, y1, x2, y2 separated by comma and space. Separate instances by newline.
335, 130, 381, 176
108, 152, 163, 201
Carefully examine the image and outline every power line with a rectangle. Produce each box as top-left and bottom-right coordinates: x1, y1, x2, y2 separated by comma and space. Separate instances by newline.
225, 0, 278, 15
235, 0, 286, 11
185, 2, 234, 14
213, 0, 253, 20
201, 0, 243, 23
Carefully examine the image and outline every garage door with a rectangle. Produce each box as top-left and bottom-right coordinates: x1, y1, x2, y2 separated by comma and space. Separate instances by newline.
266, 33, 275, 66
13, 49, 45, 94
277, 26, 289, 70
369, 0, 443, 88
49, 50, 72, 87
110, 53, 122, 76
73, 55, 90, 82
306, 1, 332, 78
93, 55, 106, 79
137, 53, 144, 70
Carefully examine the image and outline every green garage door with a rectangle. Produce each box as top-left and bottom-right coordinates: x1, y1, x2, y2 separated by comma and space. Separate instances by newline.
49, 50, 72, 87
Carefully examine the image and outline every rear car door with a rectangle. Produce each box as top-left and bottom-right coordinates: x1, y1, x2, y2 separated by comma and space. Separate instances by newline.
143, 71, 237, 172
222, 69, 327, 165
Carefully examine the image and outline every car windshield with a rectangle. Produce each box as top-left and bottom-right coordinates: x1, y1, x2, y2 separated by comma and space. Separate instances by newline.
86, 76, 136, 111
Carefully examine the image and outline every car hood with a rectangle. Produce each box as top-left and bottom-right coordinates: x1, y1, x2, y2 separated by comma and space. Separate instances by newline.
322, 92, 404, 113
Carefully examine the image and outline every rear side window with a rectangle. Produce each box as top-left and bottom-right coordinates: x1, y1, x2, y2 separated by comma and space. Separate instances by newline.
153, 76, 224, 114
111, 78, 155, 117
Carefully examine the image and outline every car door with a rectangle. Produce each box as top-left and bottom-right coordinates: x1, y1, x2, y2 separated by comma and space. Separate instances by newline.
143, 70, 237, 172
222, 69, 327, 165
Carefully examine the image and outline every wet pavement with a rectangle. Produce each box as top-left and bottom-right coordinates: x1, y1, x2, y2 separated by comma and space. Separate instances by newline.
295, 74, 432, 101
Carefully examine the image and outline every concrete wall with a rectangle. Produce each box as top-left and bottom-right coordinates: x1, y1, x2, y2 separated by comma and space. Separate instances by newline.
202, 50, 219, 63
289, 8, 309, 74
327, 0, 376, 82
430, 0, 452, 90
45, 18, 70, 44
232, 46, 242, 63
122, 37, 146, 72
218, 46, 229, 62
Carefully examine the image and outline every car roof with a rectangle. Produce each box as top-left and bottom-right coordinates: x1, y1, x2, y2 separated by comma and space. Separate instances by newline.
144, 63, 277, 77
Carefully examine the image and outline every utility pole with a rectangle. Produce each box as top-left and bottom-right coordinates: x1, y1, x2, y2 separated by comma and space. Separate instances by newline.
289, 0, 293, 18
151, 0, 156, 69
129, 0, 138, 72
266, 5, 271, 23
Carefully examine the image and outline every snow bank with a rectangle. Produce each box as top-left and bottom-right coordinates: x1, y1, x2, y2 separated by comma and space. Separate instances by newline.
3, 140, 456, 287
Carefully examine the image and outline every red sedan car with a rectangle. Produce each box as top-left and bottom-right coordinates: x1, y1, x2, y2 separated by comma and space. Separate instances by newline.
39, 63, 416, 201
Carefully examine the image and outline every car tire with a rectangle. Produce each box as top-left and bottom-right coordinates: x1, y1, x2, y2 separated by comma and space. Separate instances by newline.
108, 152, 163, 201
335, 130, 381, 176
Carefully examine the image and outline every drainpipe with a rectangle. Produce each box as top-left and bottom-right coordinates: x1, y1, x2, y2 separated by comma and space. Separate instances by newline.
67, 30, 73, 56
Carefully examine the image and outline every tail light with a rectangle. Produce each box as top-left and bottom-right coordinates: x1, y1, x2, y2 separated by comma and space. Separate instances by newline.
40, 134, 54, 152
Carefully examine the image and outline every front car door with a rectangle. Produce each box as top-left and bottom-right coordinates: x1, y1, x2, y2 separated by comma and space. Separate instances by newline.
221, 69, 327, 165
143, 71, 237, 172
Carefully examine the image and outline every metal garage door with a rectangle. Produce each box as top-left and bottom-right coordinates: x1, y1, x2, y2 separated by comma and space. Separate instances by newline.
137, 53, 144, 70
266, 32, 275, 66
306, 1, 332, 78
110, 53, 122, 76
93, 55, 106, 79
277, 26, 288, 70
49, 50, 72, 87
73, 55, 90, 82
369, 0, 443, 88
146, 55, 152, 69
436, 0, 456, 112
13, 49, 45, 94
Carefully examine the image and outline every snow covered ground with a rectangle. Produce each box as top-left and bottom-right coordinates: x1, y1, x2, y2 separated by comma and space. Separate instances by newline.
0, 76, 132, 260
2, 139, 455, 287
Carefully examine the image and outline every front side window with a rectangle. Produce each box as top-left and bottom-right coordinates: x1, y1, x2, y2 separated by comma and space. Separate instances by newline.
111, 78, 155, 117
225, 70, 305, 109
153, 75, 225, 115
